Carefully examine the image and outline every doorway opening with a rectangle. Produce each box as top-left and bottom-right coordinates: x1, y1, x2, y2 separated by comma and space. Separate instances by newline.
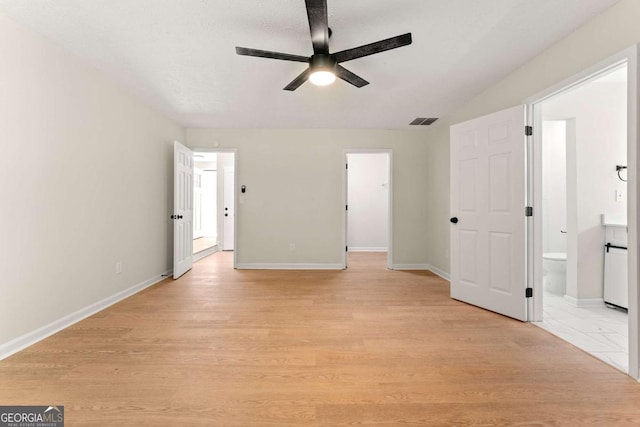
192, 151, 236, 263
344, 150, 392, 269
193, 153, 217, 255
532, 63, 631, 373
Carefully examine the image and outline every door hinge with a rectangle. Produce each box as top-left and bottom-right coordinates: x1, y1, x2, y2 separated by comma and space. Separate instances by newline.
525, 125, 533, 136
345, 246, 348, 252
346, 205, 348, 211
525, 206, 533, 217
526, 288, 533, 298
346, 163, 348, 170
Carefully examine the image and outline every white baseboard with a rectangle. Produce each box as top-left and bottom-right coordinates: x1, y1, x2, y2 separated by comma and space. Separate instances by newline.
0, 269, 172, 361
348, 247, 388, 252
563, 295, 605, 308
193, 245, 218, 263
427, 264, 451, 281
236, 263, 344, 270
391, 264, 429, 270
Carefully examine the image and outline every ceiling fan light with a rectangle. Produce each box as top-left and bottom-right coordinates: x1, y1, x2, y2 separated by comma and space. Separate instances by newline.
309, 70, 336, 86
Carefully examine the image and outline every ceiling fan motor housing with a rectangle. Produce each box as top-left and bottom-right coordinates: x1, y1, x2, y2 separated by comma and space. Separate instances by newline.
310, 54, 337, 73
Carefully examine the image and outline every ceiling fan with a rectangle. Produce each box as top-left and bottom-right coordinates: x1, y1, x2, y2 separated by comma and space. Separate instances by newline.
235, 0, 412, 91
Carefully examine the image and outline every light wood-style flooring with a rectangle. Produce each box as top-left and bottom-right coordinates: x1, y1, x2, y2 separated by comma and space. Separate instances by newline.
1, 252, 640, 426
193, 237, 216, 254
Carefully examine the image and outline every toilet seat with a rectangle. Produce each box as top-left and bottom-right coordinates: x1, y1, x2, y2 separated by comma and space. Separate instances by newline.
543, 252, 566, 261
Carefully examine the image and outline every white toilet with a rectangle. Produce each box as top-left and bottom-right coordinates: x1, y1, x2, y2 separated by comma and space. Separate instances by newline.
543, 252, 567, 295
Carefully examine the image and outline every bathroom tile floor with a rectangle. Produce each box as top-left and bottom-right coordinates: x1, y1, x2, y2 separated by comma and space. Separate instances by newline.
534, 290, 628, 373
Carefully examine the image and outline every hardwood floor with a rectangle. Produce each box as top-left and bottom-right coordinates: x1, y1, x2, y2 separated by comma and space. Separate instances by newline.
193, 237, 216, 254
1, 252, 640, 426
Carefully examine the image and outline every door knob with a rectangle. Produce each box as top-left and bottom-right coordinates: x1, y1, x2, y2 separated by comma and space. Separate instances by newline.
225, 207, 228, 211
450, 217, 458, 224
225, 213, 228, 217
177, 215, 183, 219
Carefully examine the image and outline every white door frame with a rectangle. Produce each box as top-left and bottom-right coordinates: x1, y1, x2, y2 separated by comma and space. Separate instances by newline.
342, 149, 393, 269
524, 45, 639, 381
222, 165, 235, 251
190, 147, 239, 269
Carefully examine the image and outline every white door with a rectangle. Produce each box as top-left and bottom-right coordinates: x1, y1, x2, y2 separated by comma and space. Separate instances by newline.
173, 141, 194, 279
222, 166, 235, 251
450, 105, 527, 321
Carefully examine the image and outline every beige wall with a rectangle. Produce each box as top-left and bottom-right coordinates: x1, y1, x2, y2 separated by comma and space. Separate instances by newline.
425, 0, 640, 274
186, 129, 430, 267
0, 14, 184, 347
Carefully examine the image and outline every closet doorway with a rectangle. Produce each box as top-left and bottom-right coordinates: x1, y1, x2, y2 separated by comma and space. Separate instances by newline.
344, 150, 392, 268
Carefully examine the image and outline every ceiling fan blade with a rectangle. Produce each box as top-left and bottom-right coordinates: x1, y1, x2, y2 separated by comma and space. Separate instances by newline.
305, 0, 329, 54
284, 68, 311, 91
235, 47, 309, 63
335, 65, 369, 88
333, 33, 412, 63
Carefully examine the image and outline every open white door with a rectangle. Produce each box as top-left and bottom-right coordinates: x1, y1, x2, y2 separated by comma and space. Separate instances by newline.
222, 166, 235, 251
173, 141, 194, 279
450, 105, 527, 321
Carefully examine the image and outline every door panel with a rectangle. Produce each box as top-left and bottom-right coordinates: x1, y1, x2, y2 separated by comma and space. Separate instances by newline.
489, 153, 511, 211
222, 166, 235, 251
450, 105, 527, 321
173, 141, 194, 279
459, 230, 478, 285
459, 159, 478, 211
489, 232, 512, 293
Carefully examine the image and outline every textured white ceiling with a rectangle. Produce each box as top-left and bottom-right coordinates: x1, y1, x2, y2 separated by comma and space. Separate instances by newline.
0, 0, 620, 129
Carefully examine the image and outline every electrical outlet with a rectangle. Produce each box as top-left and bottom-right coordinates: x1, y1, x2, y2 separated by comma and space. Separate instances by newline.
115, 261, 123, 274
289, 243, 296, 252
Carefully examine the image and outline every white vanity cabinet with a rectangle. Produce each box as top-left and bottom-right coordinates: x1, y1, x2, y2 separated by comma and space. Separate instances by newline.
603, 223, 628, 310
